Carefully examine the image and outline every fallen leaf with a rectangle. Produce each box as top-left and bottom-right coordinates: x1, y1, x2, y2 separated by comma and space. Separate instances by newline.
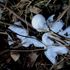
30, 6, 41, 14
10, 52, 20, 62
28, 52, 38, 67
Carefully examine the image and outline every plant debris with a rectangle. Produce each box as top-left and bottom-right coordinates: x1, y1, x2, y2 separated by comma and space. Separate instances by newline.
0, 0, 70, 70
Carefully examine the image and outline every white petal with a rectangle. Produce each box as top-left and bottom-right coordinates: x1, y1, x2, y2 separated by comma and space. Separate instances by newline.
17, 35, 46, 48
22, 36, 46, 48
51, 20, 64, 33
8, 21, 30, 47
32, 14, 48, 32
47, 14, 55, 25
50, 46, 68, 55
42, 33, 54, 46
31, 37, 46, 48
8, 35, 14, 45
21, 38, 32, 47
14, 21, 23, 26
53, 46, 68, 54
10, 52, 20, 62
8, 22, 28, 36
59, 26, 70, 38
44, 48, 57, 64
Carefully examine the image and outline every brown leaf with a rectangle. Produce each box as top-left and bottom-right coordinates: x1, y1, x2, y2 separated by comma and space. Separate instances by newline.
28, 52, 38, 67
10, 52, 20, 62
30, 6, 41, 14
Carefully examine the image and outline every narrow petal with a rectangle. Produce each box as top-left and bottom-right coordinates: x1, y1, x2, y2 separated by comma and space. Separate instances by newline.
21, 38, 33, 47
31, 37, 46, 48
59, 26, 70, 38
42, 33, 54, 46
8, 35, 14, 45
47, 14, 55, 26
51, 46, 68, 54
44, 48, 57, 64
8, 22, 28, 36
51, 20, 64, 33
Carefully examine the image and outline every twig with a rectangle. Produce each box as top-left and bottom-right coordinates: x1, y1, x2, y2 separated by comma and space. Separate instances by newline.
0, 49, 9, 56
45, 0, 51, 7
53, 0, 57, 4
0, 21, 25, 28
0, 3, 32, 28
0, 32, 7, 35
0, 48, 45, 56
57, 6, 70, 21
25, 1, 33, 34
10, 49, 46, 52
0, 21, 10, 26
50, 57, 65, 70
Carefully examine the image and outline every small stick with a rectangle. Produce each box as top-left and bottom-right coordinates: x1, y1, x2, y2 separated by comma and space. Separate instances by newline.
50, 57, 65, 70
10, 49, 46, 52
57, 6, 70, 21
46, 0, 51, 7
0, 3, 32, 28
0, 32, 7, 35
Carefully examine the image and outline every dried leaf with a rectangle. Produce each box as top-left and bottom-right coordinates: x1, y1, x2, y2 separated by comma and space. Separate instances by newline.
28, 52, 38, 66
10, 52, 20, 62
30, 6, 41, 14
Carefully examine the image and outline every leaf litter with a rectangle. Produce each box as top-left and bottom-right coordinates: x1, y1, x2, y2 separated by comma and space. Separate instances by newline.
0, 0, 70, 70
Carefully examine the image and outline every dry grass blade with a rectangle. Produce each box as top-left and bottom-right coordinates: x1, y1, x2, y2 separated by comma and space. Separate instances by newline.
46, 0, 51, 7
0, 32, 7, 35
10, 49, 46, 52
10, 52, 20, 62
49, 32, 67, 45
57, 5, 70, 21
0, 3, 32, 28
50, 57, 65, 70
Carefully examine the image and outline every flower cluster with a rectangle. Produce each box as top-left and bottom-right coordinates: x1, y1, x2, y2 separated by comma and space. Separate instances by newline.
8, 14, 70, 64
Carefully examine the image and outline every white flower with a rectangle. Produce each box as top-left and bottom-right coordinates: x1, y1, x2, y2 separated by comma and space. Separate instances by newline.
32, 14, 49, 32
8, 14, 69, 64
